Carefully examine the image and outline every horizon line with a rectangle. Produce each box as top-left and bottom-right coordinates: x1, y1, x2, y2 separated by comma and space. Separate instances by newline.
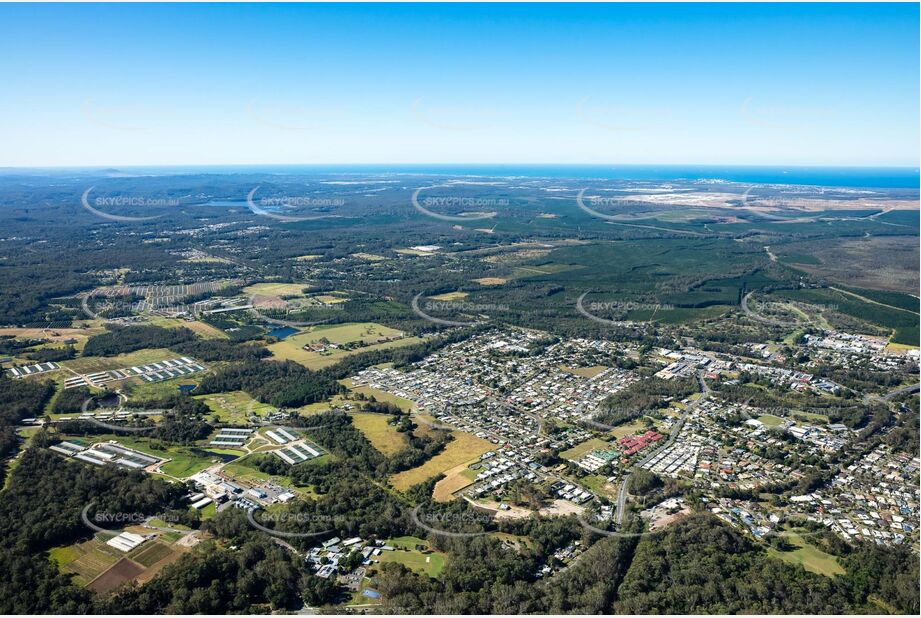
1, 162, 919, 171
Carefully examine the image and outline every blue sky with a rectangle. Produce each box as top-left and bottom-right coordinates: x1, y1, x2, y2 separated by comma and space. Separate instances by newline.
0, 3, 917, 167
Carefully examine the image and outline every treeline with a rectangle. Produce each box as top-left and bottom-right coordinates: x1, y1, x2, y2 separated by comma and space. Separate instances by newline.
198, 360, 340, 408
172, 338, 269, 362
82, 325, 197, 357
0, 376, 55, 484
0, 448, 188, 613
100, 509, 336, 612
596, 376, 698, 425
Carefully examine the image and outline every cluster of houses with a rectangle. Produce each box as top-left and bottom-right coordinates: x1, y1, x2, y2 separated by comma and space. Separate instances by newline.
803, 332, 919, 372
787, 445, 919, 547
465, 449, 544, 500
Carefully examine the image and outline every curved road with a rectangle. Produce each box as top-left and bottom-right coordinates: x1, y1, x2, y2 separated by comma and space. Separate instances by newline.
614, 371, 709, 527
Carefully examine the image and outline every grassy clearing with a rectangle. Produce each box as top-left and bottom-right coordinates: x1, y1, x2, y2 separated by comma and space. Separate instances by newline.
390, 431, 493, 492
757, 414, 786, 427
243, 282, 311, 297
472, 277, 507, 285
342, 381, 417, 412
428, 291, 469, 301
349, 412, 409, 456
560, 437, 611, 461
50, 537, 120, 586
197, 390, 275, 424
374, 539, 446, 578
560, 365, 608, 378
768, 533, 845, 577
268, 322, 421, 370
62, 347, 177, 374
432, 461, 478, 502
607, 420, 648, 440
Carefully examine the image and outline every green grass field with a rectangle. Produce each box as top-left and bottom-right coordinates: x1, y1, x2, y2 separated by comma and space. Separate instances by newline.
390, 431, 493, 492
560, 437, 612, 461
768, 533, 845, 577
342, 381, 417, 412
197, 390, 276, 423
757, 414, 785, 427
375, 537, 447, 578
267, 322, 422, 369
349, 412, 409, 456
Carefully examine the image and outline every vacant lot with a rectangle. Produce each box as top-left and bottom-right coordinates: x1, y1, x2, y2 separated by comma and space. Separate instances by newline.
269, 322, 421, 369
197, 390, 276, 424
350, 412, 409, 456
432, 461, 479, 502
768, 533, 845, 577
560, 365, 608, 378
243, 282, 311, 297
560, 437, 611, 461
390, 431, 493, 492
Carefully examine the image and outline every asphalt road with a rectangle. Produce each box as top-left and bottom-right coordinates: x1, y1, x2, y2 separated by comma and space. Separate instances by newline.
614, 370, 709, 528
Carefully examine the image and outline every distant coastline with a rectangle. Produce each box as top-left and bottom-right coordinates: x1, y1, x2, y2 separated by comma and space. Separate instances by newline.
1, 164, 919, 189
